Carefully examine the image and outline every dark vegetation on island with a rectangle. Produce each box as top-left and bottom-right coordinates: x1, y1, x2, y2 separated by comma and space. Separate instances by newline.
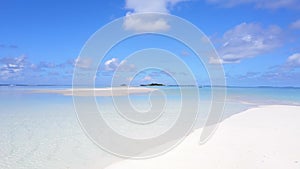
140, 83, 165, 86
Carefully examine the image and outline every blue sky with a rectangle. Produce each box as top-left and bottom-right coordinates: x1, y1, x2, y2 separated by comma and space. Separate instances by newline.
1, 0, 300, 86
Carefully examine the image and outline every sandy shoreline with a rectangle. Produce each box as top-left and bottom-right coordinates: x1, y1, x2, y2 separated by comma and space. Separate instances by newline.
31, 87, 157, 96
106, 105, 300, 169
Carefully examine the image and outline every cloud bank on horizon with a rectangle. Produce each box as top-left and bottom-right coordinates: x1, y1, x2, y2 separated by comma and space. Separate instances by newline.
0, 0, 299, 86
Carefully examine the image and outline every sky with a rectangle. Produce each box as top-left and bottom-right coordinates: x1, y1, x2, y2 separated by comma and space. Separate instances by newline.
1, 0, 300, 86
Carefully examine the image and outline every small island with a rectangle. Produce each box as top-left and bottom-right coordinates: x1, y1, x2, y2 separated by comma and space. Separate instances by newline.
140, 83, 165, 86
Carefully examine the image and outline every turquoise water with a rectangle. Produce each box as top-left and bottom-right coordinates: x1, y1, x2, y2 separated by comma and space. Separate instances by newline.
0, 86, 300, 169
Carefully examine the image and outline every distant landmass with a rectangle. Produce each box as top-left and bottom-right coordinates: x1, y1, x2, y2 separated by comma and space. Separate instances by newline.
140, 83, 165, 86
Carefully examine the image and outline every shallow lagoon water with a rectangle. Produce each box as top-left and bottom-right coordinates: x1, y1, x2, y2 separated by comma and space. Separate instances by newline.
0, 86, 299, 169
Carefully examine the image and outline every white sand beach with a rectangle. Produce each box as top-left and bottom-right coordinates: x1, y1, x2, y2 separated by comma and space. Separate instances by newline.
106, 105, 300, 169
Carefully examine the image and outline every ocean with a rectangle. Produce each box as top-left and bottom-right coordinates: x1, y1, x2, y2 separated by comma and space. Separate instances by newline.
0, 86, 299, 169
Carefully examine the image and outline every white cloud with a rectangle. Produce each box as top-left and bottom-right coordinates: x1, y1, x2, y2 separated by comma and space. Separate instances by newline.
125, 0, 186, 13
0, 55, 75, 83
123, 13, 170, 32
74, 57, 93, 69
209, 57, 225, 64
206, 0, 300, 9
104, 58, 119, 71
118, 60, 136, 71
286, 53, 300, 67
0, 55, 26, 73
142, 75, 153, 81
290, 19, 300, 29
256, 53, 300, 82
123, 0, 187, 32
104, 58, 136, 72
217, 22, 282, 63
125, 0, 167, 13
0, 55, 26, 80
